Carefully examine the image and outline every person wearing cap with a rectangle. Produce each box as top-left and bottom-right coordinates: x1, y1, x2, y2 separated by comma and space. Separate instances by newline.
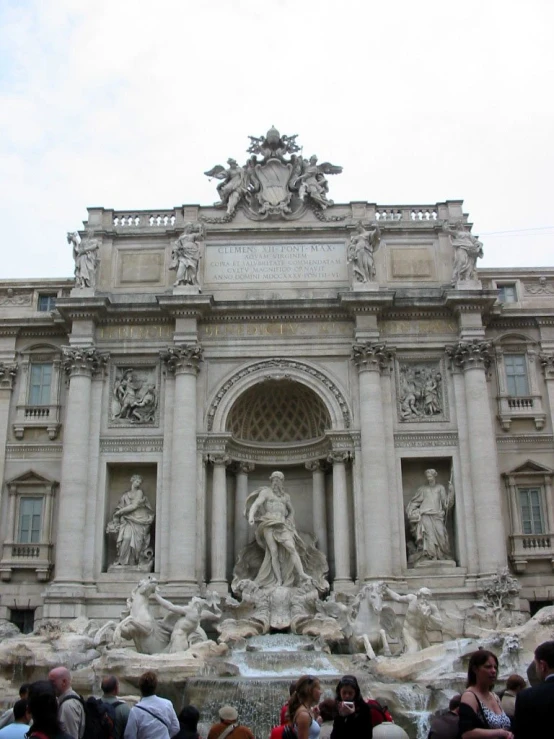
207, 706, 254, 739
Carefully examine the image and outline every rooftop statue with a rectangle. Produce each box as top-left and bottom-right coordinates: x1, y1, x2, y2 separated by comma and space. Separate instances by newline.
204, 127, 342, 220
67, 231, 100, 289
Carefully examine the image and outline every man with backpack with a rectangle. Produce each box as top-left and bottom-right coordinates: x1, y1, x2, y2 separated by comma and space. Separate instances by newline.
101, 676, 130, 739
48, 667, 85, 739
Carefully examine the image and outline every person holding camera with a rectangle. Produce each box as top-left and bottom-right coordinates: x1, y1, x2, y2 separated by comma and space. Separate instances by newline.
331, 676, 372, 739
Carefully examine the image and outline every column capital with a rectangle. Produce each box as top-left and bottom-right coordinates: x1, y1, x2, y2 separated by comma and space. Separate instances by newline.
352, 343, 395, 373
205, 453, 231, 466
540, 352, 554, 378
62, 346, 109, 378
237, 461, 255, 474
161, 343, 203, 375
327, 451, 351, 465
305, 460, 325, 472
0, 362, 18, 390
445, 340, 492, 372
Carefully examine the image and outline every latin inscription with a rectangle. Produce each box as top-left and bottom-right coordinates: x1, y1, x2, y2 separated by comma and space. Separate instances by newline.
204, 242, 347, 284
97, 324, 173, 341
200, 321, 352, 338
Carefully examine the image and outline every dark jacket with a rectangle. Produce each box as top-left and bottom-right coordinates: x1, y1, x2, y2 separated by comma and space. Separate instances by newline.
427, 710, 458, 739
513, 676, 554, 739
330, 700, 373, 739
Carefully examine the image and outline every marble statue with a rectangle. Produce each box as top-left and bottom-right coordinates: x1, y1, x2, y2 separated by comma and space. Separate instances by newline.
406, 469, 454, 563
384, 585, 443, 653
234, 471, 328, 591
204, 127, 342, 219
67, 231, 100, 288
106, 475, 155, 570
398, 364, 443, 420
347, 221, 381, 283
153, 588, 222, 653
169, 222, 204, 287
349, 582, 396, 659
293, 155, 342, 210
112, 369, 158, 424
111, 576, 169, 654
204, 159, 251, 215
442, 222, 483, 285
477, 567, 521, 628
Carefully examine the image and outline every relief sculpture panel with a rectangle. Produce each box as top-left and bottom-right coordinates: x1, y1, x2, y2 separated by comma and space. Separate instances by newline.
110, 365, 160, 427
397, 359, 447, 422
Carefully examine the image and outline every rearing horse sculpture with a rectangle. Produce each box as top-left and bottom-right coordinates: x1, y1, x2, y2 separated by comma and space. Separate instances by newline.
349, 582, 395, 659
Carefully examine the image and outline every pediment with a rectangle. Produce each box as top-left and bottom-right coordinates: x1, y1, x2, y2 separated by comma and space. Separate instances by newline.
505, 459, 554, 476
5, 470, 57, 486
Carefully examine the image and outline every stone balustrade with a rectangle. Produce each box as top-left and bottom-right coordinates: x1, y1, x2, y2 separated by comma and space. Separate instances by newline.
0, 542, 53, 581
509, 532, 554, 573
113, 211, 177, 228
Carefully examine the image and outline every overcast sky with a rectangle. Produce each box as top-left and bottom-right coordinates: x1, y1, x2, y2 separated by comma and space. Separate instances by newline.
1, 0, 553, 280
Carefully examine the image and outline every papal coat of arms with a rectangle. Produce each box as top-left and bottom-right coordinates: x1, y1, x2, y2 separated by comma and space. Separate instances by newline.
204, 126, 342, 220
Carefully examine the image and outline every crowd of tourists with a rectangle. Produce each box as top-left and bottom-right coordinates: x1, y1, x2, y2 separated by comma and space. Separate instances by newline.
0, 640, 552, 739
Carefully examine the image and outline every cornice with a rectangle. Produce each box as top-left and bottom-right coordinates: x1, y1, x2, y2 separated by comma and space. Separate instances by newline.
394, 432, 458, 448
496, 434, 554, 446
339, 291, 395, 314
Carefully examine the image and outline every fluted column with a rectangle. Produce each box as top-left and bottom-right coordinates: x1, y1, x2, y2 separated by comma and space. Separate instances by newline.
0, 363, 17, 531
235, 462, 254, 559
447, 340, 506, 572
208, 454, 230, 591
327, 452, 351, 585
161, 344, 202, 584
540, 353, 554, 433
306, 460, 328, 556
54, 347, 107, 583
352, 343, 394, 579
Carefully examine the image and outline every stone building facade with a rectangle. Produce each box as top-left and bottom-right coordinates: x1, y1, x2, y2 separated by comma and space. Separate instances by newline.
1, 133, 554, 629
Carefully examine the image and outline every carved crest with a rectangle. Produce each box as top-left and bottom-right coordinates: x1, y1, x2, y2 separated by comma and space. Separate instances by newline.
203, 127, 342, 222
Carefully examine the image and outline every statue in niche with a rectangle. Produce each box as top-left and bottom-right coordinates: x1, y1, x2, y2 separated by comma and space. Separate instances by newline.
347, 221, 381, 283
169, 221, 204, 287
106, 475, 155, 570
442, 221, 483, 285
406, 469, 454, 564
232, 471, 328, 592
112, 369, 158, 424
153, 587, 222, 653
398, 364, 443, 420
67, 231, 100, 288
383, 584, 443, 653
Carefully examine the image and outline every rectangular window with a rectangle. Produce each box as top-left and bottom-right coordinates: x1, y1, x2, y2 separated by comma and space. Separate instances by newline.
498, 284, 517, 303
519, 487, 544, 535
10, 609, 35, 634
504, 353, 529, 396
29, 363, 52, 405
17, 497, 43, 544
38, 295, 56, 311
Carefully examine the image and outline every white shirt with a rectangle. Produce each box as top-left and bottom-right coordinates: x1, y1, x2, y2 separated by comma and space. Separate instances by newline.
123, 695, 180, 739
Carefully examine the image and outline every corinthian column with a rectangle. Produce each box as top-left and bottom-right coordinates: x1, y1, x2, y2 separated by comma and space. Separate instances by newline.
209, 454, 230, 592
306, 460, 327, 556
352, 343, 394, 579
0, 363, 17, 525
54, 347, 108, 583
447, 340, 506, 572
161, 344, 202, 584
235, 462, 254, 559
327, 452, 351, 585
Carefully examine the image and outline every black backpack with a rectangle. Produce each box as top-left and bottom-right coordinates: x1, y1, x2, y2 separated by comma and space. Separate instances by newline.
60, 694, 122, 739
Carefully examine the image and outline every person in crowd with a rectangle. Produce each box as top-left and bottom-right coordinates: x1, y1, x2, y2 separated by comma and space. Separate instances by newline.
0, 699, 31, 738
427, 694, 461, 739
280, 682, 297, 725
0, 684, 30, 729
207, 705, 254, 739
513, 640, 554, 738
317, 699, 337, 739
458, 650, 513, 739
366, 697, 394, 727
48, 667, 85, 739
175, 705, 200, 739
288, 675, 321, 739
500, 675, 526, 719
26, 681, 73, 739
101, 675, 131, 739
124, 670, 179, 739
330, 675, 372, 739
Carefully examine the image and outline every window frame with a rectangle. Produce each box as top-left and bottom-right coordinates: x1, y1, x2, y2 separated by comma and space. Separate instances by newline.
518, 486, 545, 535
497, 282, 518, 304
494, 336, 545, 431
37, 294, 57, 312
17, 496, 44, 544
504, 353, 530, 397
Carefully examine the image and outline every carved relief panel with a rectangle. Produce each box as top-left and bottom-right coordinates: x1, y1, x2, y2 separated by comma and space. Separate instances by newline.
109, 363, 160, 427
396, 357, 448, 423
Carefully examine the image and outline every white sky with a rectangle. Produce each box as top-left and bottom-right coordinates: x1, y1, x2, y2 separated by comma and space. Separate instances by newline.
1, 0, 553, 279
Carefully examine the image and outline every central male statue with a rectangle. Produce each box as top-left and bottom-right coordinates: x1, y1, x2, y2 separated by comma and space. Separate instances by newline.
246, 471, 310, 588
